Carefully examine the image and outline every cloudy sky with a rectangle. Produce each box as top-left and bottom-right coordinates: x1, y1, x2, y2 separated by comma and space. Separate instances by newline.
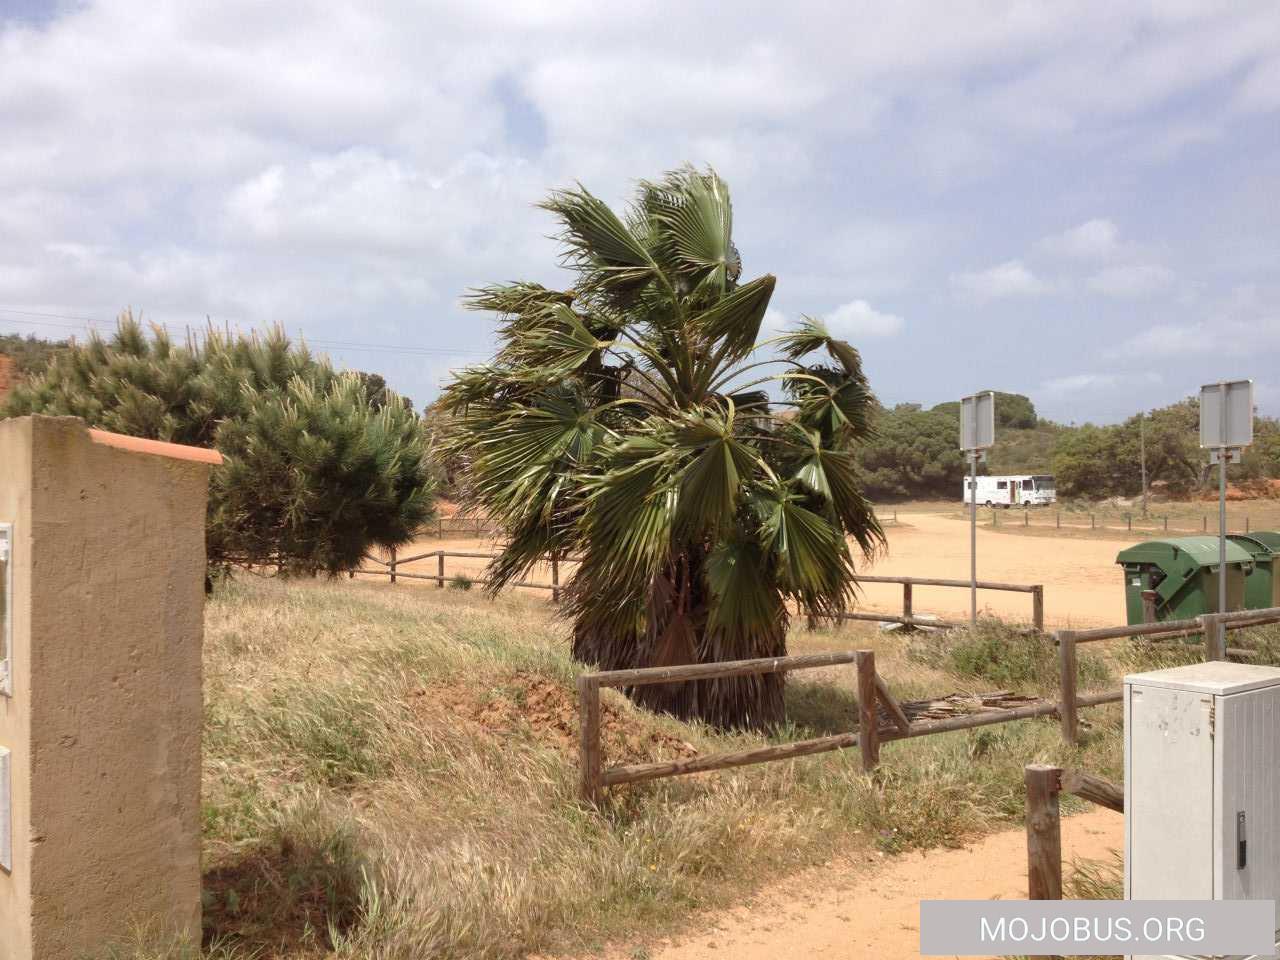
2, 1, 1278, 423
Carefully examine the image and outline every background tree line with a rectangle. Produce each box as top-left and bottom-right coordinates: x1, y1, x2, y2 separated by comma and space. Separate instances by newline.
848, 392, 1280, 502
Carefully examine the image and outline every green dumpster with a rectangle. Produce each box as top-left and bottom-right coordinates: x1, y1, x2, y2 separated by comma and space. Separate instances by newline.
1228, 532, 1280, 610
1116, 537, 1253, 625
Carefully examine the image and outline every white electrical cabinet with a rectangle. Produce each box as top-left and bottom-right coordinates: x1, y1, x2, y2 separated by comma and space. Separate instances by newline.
1126, 661, 1280, 960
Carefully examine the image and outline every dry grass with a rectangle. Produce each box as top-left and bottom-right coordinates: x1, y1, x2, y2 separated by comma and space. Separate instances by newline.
105, 576, 1138, 959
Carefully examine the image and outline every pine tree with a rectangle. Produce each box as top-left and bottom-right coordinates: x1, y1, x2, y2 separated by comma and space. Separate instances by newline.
3, 312, 433, 574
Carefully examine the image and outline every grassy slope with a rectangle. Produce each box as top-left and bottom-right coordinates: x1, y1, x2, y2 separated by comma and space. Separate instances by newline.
127, 577, 1161, 959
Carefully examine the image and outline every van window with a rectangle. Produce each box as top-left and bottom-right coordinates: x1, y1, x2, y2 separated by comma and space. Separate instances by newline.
996, 481, 1007, 489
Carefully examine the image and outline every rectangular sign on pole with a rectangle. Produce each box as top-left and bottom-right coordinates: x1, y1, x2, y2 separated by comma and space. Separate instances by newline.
1200, 379, 1253, 449
960, 391, 995, 627
960, 391, 996, 451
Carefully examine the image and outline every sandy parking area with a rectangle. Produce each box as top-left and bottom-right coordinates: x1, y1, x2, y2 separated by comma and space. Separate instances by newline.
857, 511, 1131, 628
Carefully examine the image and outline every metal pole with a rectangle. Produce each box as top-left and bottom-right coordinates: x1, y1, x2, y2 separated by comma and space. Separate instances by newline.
1139, 411, 1149, 519
1219, 382, 1228, 614
970, 453, 978, 626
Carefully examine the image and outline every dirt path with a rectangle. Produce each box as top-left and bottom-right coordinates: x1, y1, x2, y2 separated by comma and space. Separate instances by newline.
607, 808, 1121, 960
857, 512, 1133, 628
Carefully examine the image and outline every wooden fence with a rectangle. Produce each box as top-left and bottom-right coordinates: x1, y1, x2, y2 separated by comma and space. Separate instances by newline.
835, 575, 1044, 632
355, 547, 568, 599
575, 648, 1116, 803
356, 549, 1045, 630
1024, 763, 1124, 901
417, 509, 899, 542
575, 604, 1280, 802
1055, 604, 1280, 744
988, 505, 1266, 537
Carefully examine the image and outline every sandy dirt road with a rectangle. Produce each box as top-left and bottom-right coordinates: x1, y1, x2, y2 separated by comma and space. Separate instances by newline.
604, 808, 1121, 960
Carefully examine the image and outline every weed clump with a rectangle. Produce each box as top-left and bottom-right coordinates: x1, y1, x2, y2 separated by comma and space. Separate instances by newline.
907, 621, 1110, 691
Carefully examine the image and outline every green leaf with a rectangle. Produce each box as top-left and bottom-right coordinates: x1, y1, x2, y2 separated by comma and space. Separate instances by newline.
642, 166, 741, 296
688, 274, 776, 364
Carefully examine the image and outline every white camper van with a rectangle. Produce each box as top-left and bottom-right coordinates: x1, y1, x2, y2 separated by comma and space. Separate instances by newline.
963, 474, 1056, 507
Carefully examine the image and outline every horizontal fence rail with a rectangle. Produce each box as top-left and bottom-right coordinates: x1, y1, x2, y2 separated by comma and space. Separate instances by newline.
418, 509, 899, 541
355, 548, 1046, 629
840, 575, 1045, 632
576, 647, 1116, 803
1056, 605, 1280, 744
980, 505, 1265, 538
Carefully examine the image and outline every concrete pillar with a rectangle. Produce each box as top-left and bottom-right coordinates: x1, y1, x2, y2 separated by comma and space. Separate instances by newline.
0, 416, 219, 960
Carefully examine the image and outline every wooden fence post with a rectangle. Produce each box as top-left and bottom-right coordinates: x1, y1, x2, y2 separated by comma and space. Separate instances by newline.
902, 582, 913, 624
1025, 764, 1063, 900
1090, 513, 1095, 529
1203, 515, 1207, 532
1057, 630, 1078, 746
438, 517, 443, 539
1024, 508, 1029, 527
551, 555, 561, 604
1032, 585, 1044, 633
577, 675, 602, 804
1201, 613, 1225, 661
1127, 514, 1132, 531
1246, 515, 1251, 534
993, 508, 998, 527
389, 546, 397, 585
1141, 590, 1158, 624
436, 550, 444, 588
1164, 515, 1168, 532
856, 651, 879, 771
1056, 511, 1060, 529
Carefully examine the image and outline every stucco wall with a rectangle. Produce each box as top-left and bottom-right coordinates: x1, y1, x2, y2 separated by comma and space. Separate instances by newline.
0, 416, 211, 959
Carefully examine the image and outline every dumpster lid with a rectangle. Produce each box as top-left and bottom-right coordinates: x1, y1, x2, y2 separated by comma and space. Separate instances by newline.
1227, 533, 1279, 560
1116, 536, 1253, 568
1237, 530, 1280, 553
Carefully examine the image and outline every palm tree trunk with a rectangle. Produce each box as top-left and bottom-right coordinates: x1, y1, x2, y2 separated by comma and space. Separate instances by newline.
572, 598, 788, 730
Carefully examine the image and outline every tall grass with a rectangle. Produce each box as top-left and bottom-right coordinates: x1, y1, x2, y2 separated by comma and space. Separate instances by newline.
172, 578, 1128, 958
907, 619, 1111, 692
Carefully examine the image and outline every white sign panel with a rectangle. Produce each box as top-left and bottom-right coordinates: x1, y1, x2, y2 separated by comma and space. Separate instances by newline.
960, 391, 995, 451
1200, 379, 1253, 449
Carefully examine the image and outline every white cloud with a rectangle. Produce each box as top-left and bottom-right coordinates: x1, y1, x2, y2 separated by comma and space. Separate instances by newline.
1106, 310, 1280, 360
1036, 219, 1120, 260
1087, 263, 1175, 298
1235, 55, 1280, 113
0, 1, 1276, 419
824, 299, 904, 338
1041, 371, 1162, 395
950, 260, 1045, 301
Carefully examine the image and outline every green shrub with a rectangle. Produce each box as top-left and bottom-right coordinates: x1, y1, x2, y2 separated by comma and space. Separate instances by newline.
3, 313, 433, 575
908, 621, 1110, 691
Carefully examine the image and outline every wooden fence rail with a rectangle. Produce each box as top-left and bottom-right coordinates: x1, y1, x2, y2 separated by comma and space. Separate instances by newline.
838, 576, 1044, 632
987, 507, 1263, 538
1025, 764, 1123, 903
355, 549, 1046, 630
576, 648, 1117, 804
418, 509, 899, 542
1055, 605, 1280, 744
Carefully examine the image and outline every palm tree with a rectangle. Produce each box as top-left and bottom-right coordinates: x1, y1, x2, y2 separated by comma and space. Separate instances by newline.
439, 166, 883, 730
